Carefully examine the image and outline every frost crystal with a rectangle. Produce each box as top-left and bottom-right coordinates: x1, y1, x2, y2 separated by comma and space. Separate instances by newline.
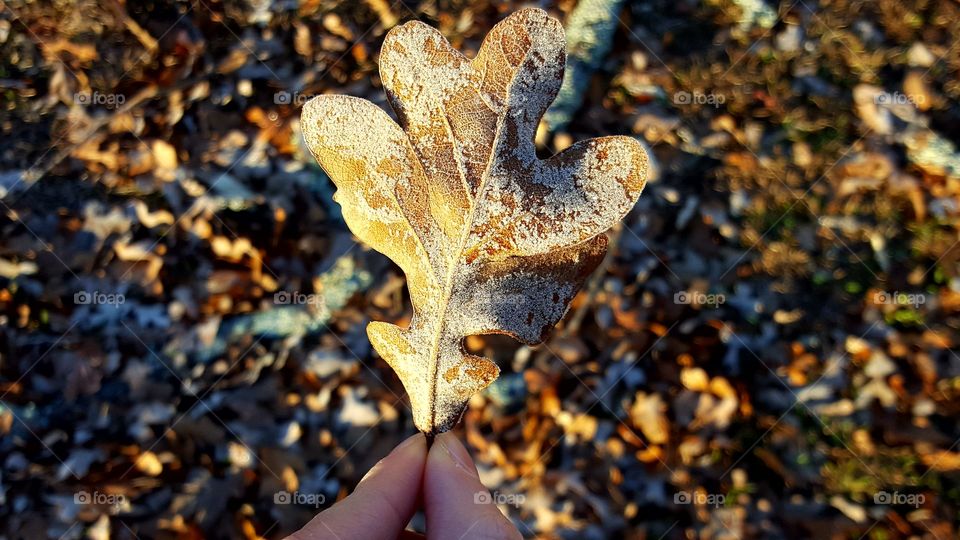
301, 8, 648, 434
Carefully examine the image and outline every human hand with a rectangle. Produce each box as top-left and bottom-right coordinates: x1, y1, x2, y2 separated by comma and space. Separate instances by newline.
288, 432, 522, 540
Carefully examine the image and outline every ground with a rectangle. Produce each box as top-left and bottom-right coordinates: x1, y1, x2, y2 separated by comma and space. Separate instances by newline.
1, 0, 959, 538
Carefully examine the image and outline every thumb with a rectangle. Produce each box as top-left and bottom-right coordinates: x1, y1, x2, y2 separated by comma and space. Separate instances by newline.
424, 432, 521, 540
290, 433, 426, 540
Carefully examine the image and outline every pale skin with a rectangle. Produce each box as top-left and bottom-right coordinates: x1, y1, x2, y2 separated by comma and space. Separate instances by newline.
287, 432, 522, 540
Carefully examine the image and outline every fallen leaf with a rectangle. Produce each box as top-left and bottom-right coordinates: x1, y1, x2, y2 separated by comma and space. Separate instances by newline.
921, 450, 960, 471
135, 450, 163, 476
301, 8, 647, 433
152, 140, 178, 167
629, 392, 669, 444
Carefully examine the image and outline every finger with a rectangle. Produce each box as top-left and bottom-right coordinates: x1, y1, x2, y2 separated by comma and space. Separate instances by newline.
290, 433, 427, 540
424, 432, 521, 540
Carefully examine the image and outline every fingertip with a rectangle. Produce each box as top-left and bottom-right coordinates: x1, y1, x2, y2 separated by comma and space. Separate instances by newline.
292, 432, 427, 540
394, 431, 428, 457
388, 431, 428, 465
424, 432, 521, 539
352, 432, 426, 509
428, 432, 479, 479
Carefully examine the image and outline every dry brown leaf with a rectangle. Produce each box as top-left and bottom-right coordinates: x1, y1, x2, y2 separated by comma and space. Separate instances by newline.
301, 9, 647, 433
134, 450, 163, 476
921, 450, 960, 472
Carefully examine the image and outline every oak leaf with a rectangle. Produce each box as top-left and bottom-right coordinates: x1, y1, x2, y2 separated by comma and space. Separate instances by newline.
301, 8, 648, 434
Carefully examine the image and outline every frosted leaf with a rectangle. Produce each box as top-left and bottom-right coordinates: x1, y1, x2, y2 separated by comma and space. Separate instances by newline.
301, 8, 648, 434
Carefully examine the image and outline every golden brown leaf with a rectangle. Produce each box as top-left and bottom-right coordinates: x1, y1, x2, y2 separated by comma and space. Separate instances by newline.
301, 8, 648, 433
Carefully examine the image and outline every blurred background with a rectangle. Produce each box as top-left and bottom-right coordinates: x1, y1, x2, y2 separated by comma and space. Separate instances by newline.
1, 0, 959, 538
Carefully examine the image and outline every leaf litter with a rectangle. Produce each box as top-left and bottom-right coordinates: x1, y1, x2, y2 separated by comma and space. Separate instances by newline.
0, 0, 959, 538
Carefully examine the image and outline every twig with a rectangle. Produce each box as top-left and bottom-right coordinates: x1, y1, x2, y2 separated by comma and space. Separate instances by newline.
109, 0, 158, 51
364, 0, 399, 29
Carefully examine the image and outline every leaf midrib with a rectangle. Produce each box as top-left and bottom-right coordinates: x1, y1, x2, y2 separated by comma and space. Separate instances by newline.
421, 64, 512, 432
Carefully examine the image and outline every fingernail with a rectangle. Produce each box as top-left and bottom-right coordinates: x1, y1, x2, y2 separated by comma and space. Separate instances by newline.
360, 460, 382, 483
394, 432, 424, 452
438, 433, 478, 478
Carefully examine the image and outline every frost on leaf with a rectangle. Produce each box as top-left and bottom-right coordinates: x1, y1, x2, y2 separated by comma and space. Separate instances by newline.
301, 8, 648, 434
